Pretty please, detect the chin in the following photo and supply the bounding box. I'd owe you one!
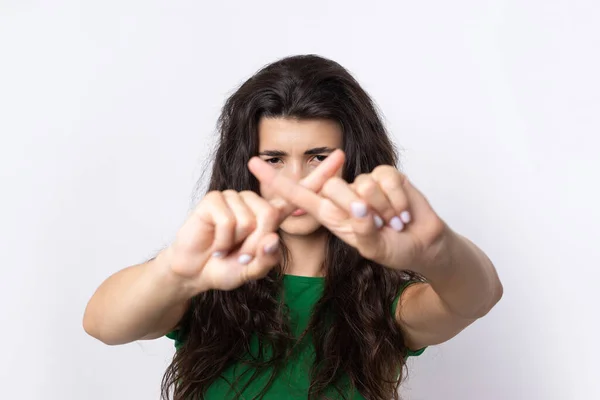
[279,215,324,237]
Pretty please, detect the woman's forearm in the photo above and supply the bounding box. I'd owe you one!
[83,250,194,345]
[419,228,503,319]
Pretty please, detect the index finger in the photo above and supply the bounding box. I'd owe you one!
[247,149,345,217]
[300,149,345,192]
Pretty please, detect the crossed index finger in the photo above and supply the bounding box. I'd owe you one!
[247,149,345,221]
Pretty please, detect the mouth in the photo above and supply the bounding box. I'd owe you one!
[291,208,307,217]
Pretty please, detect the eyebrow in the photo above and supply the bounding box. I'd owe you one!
[258,147,337,157]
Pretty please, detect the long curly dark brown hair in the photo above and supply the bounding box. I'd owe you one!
[161,54,423,400]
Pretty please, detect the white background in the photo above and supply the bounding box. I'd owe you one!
[1,1,598,399]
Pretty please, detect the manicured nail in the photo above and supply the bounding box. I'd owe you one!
[264,240,279,254]
[374,215,384,229]
[238,254,253,265]
[212,251,226,258]
[390,216,405,232]
[351,202,368,218]
[400,210,411,224]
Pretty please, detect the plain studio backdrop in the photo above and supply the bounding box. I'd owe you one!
[1,1,598,399]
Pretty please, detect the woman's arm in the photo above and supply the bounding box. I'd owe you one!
[83,187,299,346]
[83,250,193,345]
[247,157,503,350]
[396,228,503,350]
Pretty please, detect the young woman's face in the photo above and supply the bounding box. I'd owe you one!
[257,117,343,237]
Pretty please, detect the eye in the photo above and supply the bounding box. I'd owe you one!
[265,157,282,164]
[313,155,328,162]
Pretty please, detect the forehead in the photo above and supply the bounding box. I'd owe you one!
[258,117,342,150]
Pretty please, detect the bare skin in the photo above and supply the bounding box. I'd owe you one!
[82,120,345,344]
[84,117,502,351]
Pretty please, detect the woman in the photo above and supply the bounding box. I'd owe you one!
[83,54,503,400]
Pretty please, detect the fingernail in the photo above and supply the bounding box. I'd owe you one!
[212,251,226,258]
[238,254,253,265]
[400,210,411,224]
[374,215,384,229]
[390,216,405,232]
[264,240,279,254]
[351,202,368,218]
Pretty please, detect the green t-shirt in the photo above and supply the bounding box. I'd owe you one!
[166,275,425,399]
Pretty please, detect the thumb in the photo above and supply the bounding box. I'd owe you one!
[241,232,280,282]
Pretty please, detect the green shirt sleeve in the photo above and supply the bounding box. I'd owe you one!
[166,329,184,350]
[392,281,427,358]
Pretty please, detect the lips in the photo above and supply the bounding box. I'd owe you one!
[291,208,307,217]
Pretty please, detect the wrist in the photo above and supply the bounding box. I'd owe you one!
[149,248,203,300]
[415,223,457,274]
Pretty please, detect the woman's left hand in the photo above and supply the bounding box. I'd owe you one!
[248,150,449,271]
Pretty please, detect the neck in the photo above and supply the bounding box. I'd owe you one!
[280,228,328,277]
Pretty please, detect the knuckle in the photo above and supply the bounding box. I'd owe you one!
[220,215,236,229]
[396,171,408,183]
[222,189,238,197]
[374,164,394,174]
[353,173,370,184]
[240,190,257,199]
[356,179,378,197]
[373,165,398,182]
[381,175,402,192]
[201,190,220,206]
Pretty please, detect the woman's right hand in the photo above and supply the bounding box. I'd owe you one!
[165,190,283,293]
[162,149,346,295]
